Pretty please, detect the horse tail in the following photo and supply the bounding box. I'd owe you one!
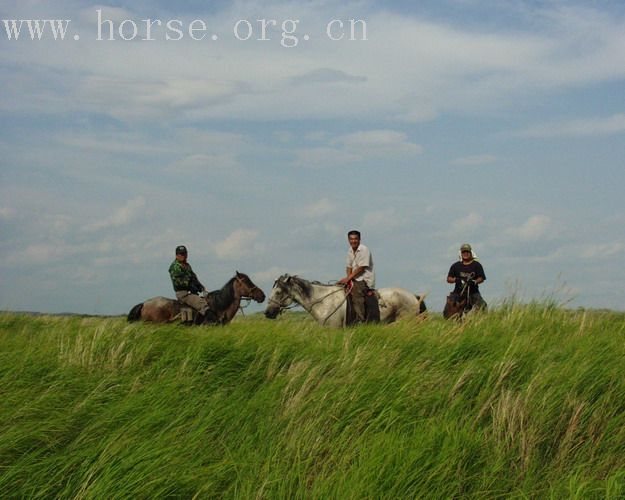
[415,294,427,314]
[127,303,144,322]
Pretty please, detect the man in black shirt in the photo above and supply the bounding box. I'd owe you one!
[446,243,487,310]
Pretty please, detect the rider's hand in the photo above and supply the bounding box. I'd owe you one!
[338,277,350,285]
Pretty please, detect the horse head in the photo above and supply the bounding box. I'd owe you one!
[443,295,467,320]
[234,271,266,303]
[264,274,295,319]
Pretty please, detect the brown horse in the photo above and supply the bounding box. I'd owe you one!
[127,271,265,325]
[443,278,486,320]
[443,294,469,319]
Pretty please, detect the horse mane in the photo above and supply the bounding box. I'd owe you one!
[208,277,236,311]
[287,275,338,299]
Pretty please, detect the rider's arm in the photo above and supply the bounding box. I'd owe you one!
[191,272,205,291]
[474,262,486,285]
[347,266,366,281]
[447,263,458,284]
[340,266,365,284]
[170,262,191,291]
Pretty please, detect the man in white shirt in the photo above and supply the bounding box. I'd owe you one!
[338,230,375,323]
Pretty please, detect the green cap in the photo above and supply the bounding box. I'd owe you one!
[460,243,472,252]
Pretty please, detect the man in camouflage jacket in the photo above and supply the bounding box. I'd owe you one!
[169,245,212,321]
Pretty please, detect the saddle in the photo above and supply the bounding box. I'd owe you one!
[176,294,220,325]
[345,288,381,325]
[178,303,195,323]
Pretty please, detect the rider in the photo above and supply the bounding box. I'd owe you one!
[446,243,487,309]
[338,230,375,323]
[168,245,212,322]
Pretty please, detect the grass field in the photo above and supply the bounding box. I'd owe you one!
[1,305,624,498]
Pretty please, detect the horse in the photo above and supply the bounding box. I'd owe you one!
[127,271,265,325]
[264,274,426,327]
[443,277,487,320]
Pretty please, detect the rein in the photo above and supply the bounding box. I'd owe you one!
[235,277,260,316]
[320,286,351,326]
[457,275,475,312]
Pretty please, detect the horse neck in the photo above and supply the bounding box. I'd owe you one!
[206,277,243,324]
[292,282,345,321]
[211,278,237,313]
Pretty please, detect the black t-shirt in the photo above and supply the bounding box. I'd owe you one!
[448,260,486,294]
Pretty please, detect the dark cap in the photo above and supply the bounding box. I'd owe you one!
[175,245,187,255]
[460,243,472,252]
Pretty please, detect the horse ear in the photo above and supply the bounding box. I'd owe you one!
[236,270,241,276]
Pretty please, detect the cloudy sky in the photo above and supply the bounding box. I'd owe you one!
[1,0,624,314]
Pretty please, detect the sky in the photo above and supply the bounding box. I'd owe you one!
[1,0,625,314]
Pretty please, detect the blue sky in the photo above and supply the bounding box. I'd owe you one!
[1,0,625,314]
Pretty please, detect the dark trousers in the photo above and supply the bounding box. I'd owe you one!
[351,280,368,323]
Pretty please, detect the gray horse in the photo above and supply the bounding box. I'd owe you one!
[265,274,426,327]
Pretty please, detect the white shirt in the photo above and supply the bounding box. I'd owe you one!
[346,243,375,288]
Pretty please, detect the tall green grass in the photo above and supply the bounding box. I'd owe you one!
[1,306,624,498]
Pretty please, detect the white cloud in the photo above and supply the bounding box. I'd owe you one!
[54,128,246,157]
[580,242,625,259]
[519,114,625,138]
[75,76,247,121]
[362,208,406,231]
[274,131,294,143]
[334,130,423,155]
[289,68,367,85]
[452,212,483,232]
[214,229,260,260]
[294,130,422,167]
[452,154,497,166]
[302,198,337,217]
[305,131,328,141]
[55,132,172,155]
[507,215,551,241]
[84,197,146,232]
[253,266,287,283]
[167,153,239,171]
[293,147,361,168]
[6,4,625,123]
[0,207,16,220]
[20,243,67,265]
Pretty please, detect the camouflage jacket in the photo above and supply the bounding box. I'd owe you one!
[169,260,204,293]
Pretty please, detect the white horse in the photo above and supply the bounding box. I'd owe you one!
[264,274,426,327]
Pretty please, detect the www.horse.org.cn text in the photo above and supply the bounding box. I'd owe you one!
[2,10,368,48]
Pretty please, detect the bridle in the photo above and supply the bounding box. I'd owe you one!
[234,275,261,300]
[234,275,263,316]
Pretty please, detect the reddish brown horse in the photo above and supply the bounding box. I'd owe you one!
[443,278,487,319]
[127,271,265,325]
